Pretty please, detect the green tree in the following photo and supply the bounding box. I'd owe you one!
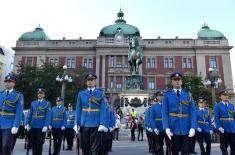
[14,63,87,109]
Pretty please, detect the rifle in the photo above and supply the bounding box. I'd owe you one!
[62,130,65,150]
[24,129,27,150]
[48,129,52,155]
[76,132,80,155]
[24,129,30,155]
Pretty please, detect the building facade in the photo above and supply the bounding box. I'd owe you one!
[0,46,14,89]
[13,10,233,106]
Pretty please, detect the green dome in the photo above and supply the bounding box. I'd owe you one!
[197,25,225,40]
[99,9,140,37]
[19,27,50,41]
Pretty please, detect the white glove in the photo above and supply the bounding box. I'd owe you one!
[104,127,108,132]
[11,127,18,134]
[73,125,80,133]
[49,125,52,130]
[188,128,195,137]
[147,127,153,132]
[154,128,159,135]
[210,130,213,135]
[61,126,65,130]
[42,126,47,132]
[109,127,113,132]
[219,127,224,133]
[197,128,202,132]
[26,124,31,131]
[98,125,106,132]
[165,128,173,140]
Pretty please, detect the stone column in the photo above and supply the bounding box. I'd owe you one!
[101,55,106,89]
[96,55,100,87]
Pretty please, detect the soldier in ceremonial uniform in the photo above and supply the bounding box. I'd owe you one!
[26,88,51,155]
[65,103,76,151]
[0,74,24,155]
[149,91,170,155]
[100,97,116,155]
[75,73,107,155]
[49,97,67,155]
[214,90,235,155]
[144,99,154,154]
[162,72,197,155]
[196,97,213,155]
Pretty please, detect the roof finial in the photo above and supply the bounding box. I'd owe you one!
[38,23,41,28]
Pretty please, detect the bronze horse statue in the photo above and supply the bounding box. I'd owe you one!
[128,37,143,75]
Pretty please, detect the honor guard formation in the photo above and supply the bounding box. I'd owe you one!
[0,72,235,155]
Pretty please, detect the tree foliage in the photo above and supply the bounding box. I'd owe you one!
[14,63,87,109]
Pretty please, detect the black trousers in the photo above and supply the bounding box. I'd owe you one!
[113,128,119,140]
[99,131,113,155]
[131,128,135,141]
[172,135,189,155]
[31,128,46,155]
[189,135,196,153]
[0,129,14,155]
[80,127,102,155]
[65,128,75,150]
[52,128,64,155]
[146,130,155,153]
[153,132,164,155]
[138,127,143,141]
[197,132,211,155]
[219,132,235,155]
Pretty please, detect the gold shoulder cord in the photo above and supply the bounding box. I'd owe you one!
[4,93,20,108]
[88,91,105,106]
[179,92,192,114]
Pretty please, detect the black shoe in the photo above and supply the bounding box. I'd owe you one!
[190,151,198,154]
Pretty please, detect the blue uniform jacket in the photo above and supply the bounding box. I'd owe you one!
[196,108,212,133]
[214,102,235,133]
[76,88,107,127]
[149,102,163,132]
[162,89,197,135]
[27,99,51,128]
[66,110,76,128]
[104,105,116,129]
[0,90,24,129]
[51,105,67,128]
[144,107,151,128]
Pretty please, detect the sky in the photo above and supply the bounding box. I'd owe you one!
[0,0,234,83]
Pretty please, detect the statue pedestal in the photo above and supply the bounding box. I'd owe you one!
[119,91,149,116]
[126,75,144,90]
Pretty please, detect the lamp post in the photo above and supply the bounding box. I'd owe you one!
[204,68,222,104]
[56,65,72,103]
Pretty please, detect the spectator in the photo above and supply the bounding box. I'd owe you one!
[130,116,137,141]
[130,109,137,118]
[113,114,121,140]
[137,116,144,141]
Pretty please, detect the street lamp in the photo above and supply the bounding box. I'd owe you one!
[204,68,222,104]
[56,65,73,103]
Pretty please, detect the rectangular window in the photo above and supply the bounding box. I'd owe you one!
[116,83,122,89]
[110,81,114,89]
[116,56,122,68]
[26,57,33,66]
[83,57,93,68]
[49,58,58,66]
[183,57,192,68]
[164,57,174,68]
[148,78,155,89]
[210,56,217,68]
[146,57,156,68]
[67,57,76,69]
[109,56,115,67]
